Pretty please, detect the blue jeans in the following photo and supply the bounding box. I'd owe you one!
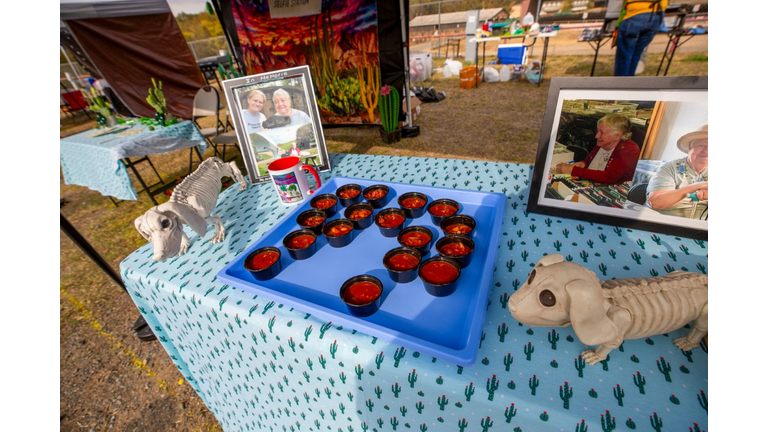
[614,12,664,76]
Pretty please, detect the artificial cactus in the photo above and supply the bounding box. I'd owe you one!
[88,88,112,121]
[378,85,400,132]
[146,77,167,124]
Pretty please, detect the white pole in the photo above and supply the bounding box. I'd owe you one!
[536,0,541,22]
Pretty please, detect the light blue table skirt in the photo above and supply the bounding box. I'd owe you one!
[120,154,708,432]
[61,121,207,200]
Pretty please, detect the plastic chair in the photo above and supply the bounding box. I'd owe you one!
[192,86,227,157]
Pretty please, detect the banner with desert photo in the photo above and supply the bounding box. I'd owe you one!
[230,0,381,125]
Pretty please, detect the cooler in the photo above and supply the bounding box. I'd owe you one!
[497,44,528,65]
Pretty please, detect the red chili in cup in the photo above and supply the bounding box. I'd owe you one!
[246,250,280,270]
[445,223,473,235]
[326,224,353,237]
[301,215,325,227]
[420,261,460,285]
[439,241,471,257]
[348,208,372,220]
[377,213,405,228]
[338,189,360,199]
[314,198,337,209]
[429,204,458,216]
[287,235,316,249]
[342,281,382,305]
[399,231,431,248]
[364,189,387,200]
[400,197,426,208]
[387,253,420,271]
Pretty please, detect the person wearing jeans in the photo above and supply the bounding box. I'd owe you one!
[613,0,667,76]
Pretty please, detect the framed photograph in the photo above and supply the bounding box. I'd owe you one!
[528,76,708,240]
[221,65,330,184]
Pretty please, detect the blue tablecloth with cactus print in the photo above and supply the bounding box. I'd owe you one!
[120,154,708,432]
[60,120,206,201]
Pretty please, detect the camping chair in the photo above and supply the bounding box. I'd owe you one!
[60,83,92,120]
[192,85,227,157]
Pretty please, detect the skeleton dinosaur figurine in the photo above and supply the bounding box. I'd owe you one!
[508,254,708,365]
[135,157,247,261]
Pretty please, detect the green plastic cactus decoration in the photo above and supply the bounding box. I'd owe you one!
[88,88,113,123]
[378,85,400,132]
[146,78,167,124]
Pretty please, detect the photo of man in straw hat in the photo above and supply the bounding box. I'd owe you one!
[645,125,708,219]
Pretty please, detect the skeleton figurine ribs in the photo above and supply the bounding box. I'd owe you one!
[134,157,247,261]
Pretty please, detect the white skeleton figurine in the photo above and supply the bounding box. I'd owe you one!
[135,158,247,261]
[508,254,707,365]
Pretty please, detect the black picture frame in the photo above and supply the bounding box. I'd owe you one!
[528,76,708,240]
[221,65,330,184]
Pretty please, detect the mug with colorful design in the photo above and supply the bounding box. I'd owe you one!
[267,156,321,205]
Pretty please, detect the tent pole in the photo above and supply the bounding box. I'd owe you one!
[61,44,85,90]
[212,0,244,71]
[400,0,419,137]
[400,0,412,128]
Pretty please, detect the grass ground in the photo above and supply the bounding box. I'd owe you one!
[60,50,707,431]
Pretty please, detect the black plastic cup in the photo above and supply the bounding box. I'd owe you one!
[398,192,429,219]
[362,184,390,209]
[282,229,318,260]
[440,214,476,237]
[418,256,462,297]
[397,226,434,255]
[244,246,282,281]
[310,194,339,218]
[335,183,363,207]
[383,247,422,283]
[427,198,461,225]
[296,209,327,235]
[344,202,374,230]
[322,219,355,247]
[374,207,407,237]
[435,235,475,268]
[340,275,383,317]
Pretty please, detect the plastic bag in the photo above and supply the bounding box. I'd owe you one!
[525,60,542,84]
[447,60,463,77]
[499,66,511,82]
[443,59,463,77]
[483,67,499,83]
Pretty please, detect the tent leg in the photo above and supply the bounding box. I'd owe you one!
[400,0,419,138]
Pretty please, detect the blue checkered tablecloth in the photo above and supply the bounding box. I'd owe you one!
[120,154,708,432]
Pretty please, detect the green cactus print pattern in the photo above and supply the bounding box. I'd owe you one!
[120,154,708,431]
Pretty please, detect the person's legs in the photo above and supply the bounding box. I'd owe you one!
[614,16,643,76]
[627,14,663,75]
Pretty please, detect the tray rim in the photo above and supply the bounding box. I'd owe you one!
[217,175,507,366]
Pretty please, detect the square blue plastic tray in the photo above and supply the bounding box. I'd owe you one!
[217,176,506,366]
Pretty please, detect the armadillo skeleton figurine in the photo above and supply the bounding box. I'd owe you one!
[508,254,707,365]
